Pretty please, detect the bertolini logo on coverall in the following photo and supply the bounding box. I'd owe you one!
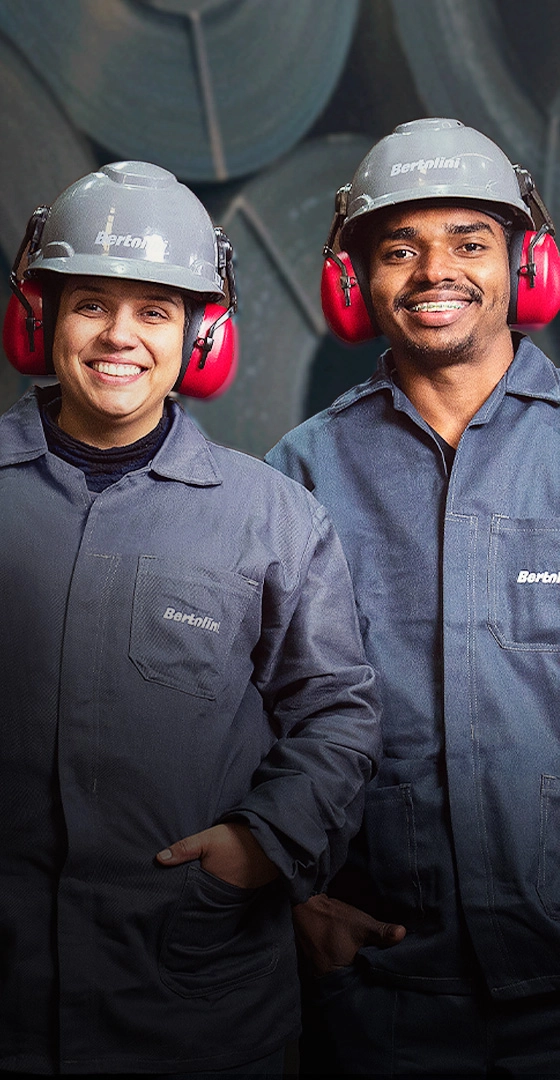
[517,570,560,583]
[163,606,221,632]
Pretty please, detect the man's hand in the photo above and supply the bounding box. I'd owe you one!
[156,822,280,889]
[293,893,406,976]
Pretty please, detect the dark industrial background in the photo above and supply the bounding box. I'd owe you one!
[1,0,558,458]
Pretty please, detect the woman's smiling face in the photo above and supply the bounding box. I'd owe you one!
[52,275,185,447]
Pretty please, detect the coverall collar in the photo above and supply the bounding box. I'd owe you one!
[0,386,223,487]
[328,333,560,421]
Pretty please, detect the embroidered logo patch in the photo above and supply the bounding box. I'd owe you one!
[163,607,220,632]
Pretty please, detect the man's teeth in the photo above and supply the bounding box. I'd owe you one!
[410,300,467,312]
[90,361,143,376]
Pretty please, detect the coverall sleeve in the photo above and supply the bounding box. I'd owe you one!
[224,498,381,904]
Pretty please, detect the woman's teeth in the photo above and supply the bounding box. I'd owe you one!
[90,361,143,376]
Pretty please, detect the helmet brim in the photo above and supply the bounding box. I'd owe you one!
[27,255,224,300]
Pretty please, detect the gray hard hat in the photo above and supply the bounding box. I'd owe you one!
[340,117,534,246]
[26,160,225,298]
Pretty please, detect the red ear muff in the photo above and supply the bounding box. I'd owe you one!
[177,302,238,399]
[509,227,560,330]
[177,225,239,398]
[321,251,378,343]
[3,279,48,376]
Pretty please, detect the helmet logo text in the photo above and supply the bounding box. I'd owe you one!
[390,156,460,176]
[95,231,147,249]
[94,231,170,258]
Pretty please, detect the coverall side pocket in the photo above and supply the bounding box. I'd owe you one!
[363,783,423,923]
[537,774,560,920]
[159,864,279,999]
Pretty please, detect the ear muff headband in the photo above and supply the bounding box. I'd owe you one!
[321,183,377,344]
[173,227,238,397]
[3,206,51,374]
[321,177,560,343]
[3,215,239,399]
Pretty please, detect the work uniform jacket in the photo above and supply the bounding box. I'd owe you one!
[267,336,560,1001]
[0,387,380,1074]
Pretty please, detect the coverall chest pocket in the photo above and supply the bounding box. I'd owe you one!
[488,516,560,650]
[129,557,259,698]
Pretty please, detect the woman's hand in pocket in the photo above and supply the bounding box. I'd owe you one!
[157,822,280,889]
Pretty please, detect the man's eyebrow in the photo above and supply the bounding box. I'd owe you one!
[445,221,494,236]
[377,220,496,244]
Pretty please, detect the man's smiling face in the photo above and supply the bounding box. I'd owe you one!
[52,275,185,447]
[367,203,512,369]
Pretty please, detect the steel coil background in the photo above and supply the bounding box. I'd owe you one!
[0,0,559,444]
[0,0,360,182]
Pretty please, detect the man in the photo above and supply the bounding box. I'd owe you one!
[266,118,560,1076]
[0,160,381,1076]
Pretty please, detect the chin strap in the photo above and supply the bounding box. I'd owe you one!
[513,166,556,289]
[322,185,358,308]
